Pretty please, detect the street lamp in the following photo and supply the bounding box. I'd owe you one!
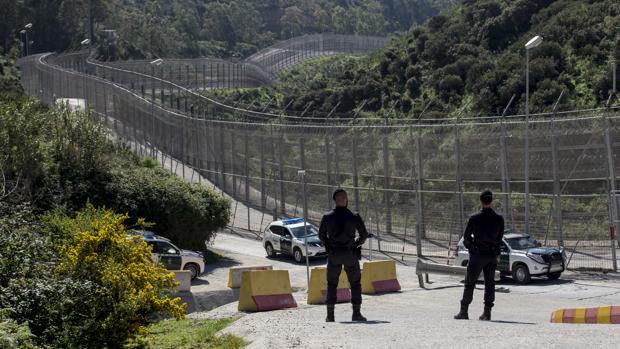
[524,35,543,234]
[298,169,310,289]
[23,23,32,56]
[19,30,26,57]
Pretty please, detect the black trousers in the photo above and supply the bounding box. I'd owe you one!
[326,250,362,305]
[460,254,497,308]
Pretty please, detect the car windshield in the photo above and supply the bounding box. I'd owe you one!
[506,237,539,250]
[289,225,319,238]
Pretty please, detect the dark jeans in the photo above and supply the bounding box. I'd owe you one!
[460,254,497,308]
[326,250,362,305]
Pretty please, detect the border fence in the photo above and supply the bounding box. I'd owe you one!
[17,34,620,271]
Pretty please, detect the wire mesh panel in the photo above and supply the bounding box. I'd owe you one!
[17,48,620,271]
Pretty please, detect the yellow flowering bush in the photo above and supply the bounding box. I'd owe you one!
[51,206,186,347]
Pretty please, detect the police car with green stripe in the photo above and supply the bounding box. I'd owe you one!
[262,218,327,263]
[454,230,566,284]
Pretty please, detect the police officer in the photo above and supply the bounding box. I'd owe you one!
[454,190,504,321]
[319,189,369,322]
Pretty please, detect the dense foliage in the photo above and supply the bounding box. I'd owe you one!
[1,0,457,59]
[0,91,230,250]
[236,0,620,117]
[0,54,230,346]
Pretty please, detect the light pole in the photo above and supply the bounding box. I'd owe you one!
[19,30,26,57]
[524,35,543,234]
[24,23,32,56]
[298,169,310,288]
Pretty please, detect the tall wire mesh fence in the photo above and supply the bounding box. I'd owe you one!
[17,38,620,271]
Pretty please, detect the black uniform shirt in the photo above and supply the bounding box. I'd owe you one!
[318,207,369,250]
[463,207,505,255]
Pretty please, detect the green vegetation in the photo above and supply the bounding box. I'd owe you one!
[0,54,232,347]
[233,0,620,117]
[128,318,246,349]
[1,0,457,60]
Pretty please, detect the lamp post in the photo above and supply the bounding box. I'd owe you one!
[298,170,310,288]
[524,35,543,234]
[24,23,32,56]
[19,30,26,57]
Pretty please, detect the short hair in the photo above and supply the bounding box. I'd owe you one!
[333,188,347,201]
[480,190,493,204]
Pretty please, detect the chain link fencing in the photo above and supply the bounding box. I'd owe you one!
[17,39,620,271]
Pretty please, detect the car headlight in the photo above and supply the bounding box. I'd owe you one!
[526,252,546,264]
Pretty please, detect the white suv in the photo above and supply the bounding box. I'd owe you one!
[454,231,566,284]
[262,218,327,263]
[136,231,206,280]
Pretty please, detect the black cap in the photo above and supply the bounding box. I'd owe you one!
[333,188,347,200]
[480,190,493,203]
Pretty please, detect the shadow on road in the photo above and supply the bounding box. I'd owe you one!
[338,320,391,325]
[490,320,537,325]
[497,278,574,287]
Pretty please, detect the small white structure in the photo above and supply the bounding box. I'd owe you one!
[55,98,87,112]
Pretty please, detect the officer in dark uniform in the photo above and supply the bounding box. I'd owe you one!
[454,190,504,321]
[319,189,369,322]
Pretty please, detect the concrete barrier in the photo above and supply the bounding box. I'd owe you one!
[551,306,620,324]
[361,260,401,294]
[172,270,192,292]
[228,265,273,288]
[307,266,351,304]
[238,270,297,312]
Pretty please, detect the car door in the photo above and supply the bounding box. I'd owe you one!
[280,229,293,255]
[156,241,182,270]
[268,226,282,251]
[498,242,510,272]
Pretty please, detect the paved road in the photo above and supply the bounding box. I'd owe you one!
[186,231,620,348]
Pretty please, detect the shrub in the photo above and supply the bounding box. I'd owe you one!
[41,206,186,348]
[101,167,231,251]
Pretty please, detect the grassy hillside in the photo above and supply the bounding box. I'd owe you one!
[246,0,620,117]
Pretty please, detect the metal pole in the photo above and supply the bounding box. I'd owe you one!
[415,128,426,240]
[352,136,360,213]
[245,127,251,231]
[613,58,617,93]
[525,48,531,234]
[325,135,332,210]
[603,94,618,271]
[550,91,564,246]
[500,94,515,227]
[299,170,310,288]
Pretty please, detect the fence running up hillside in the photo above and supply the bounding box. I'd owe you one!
[18,40,620,271]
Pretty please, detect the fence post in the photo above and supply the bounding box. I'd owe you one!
[325,135,332,210]
[550,92,564,246]
[244,126,251,231]
[454,116,464,235]
[415,128,426,239]
[602,95,618,271]
[260,135,266,209]
[383,119,392,234]
[352,136,360,213]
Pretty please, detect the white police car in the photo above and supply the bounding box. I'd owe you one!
[262,218,327,263]
[136,231,206,280]
[454,230,566,284]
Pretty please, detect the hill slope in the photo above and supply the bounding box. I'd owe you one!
[262,0,620,117]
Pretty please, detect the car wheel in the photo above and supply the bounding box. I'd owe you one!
[265,243,276,258]
[548,272,561,280]
[293,248,303,263]
[184,263,199,280]
[512,264,531,284]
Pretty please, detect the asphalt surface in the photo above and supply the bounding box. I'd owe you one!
[185,231,620,349]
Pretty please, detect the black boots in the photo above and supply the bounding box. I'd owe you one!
[479,306,492,321]
[326,304,335,322]
[454,303,469,320]
[352,304,367,322]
